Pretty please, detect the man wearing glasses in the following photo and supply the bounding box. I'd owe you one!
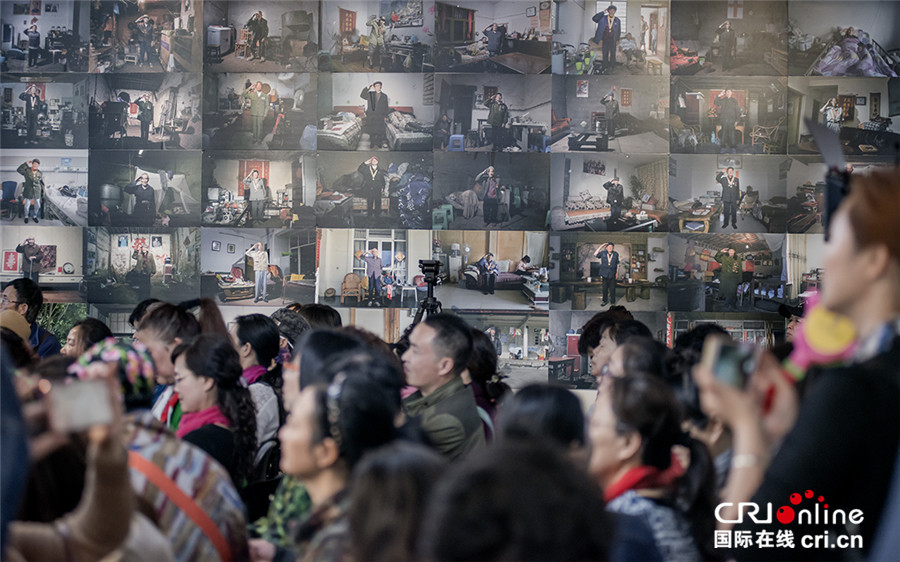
[1,278,61,358]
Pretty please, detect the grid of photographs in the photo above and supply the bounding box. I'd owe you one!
[3,0,898,389]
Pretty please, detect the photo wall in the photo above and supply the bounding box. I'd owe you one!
[3,0,898,387]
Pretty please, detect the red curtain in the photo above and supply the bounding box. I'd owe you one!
[238,160,269,197]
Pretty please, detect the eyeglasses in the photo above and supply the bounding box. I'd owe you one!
[1,294,24,305]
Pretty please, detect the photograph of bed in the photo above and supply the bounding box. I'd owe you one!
[787,1,900,77]
[1,149,89,226]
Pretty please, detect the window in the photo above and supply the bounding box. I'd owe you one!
[352,230,408,283]
[595,1,627,32]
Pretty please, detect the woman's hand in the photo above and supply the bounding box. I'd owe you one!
[249,539,276,562]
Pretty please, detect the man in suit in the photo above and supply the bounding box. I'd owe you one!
[361,81,390,149]
[16,159,43,224]
[595,242,619,306]
[715,166,742,230]
[242,169,269,225]
[242,81,270,144]
[358,156,385,218]
[592,5,621,69]
[603,176,625,223]
[18,85,42,145]
[714,89,741,153]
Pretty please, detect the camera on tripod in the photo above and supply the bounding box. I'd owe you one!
[418,259,441,283]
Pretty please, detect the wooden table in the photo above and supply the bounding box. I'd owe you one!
[489,52,551,74]
[677,204,722,233]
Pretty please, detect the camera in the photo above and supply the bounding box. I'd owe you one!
[419,259,441,283]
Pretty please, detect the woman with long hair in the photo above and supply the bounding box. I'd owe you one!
[172,334,258,486]
[61,317,113,358]
[589,373,717,560]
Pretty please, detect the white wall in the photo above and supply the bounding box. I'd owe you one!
[318,228,354,292]
[331,73,432,120]
[792,77,897,134]
[201,228,280,273]
[789,1,900,49]
[1,0,87,43]
[1,149,88,191]
[211,158,295,197]
[669,154,786,201]
[107,231,172,277]
[0,226,83,282]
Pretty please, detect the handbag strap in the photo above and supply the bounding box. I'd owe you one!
[128,451,233,562]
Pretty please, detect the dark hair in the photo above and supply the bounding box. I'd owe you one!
[136,302,200,344]
[606,318,653,345]
[32,158,40,165]
[670,324,730,416]
[292,303,343,328]
[577,308,633,355]
[349,442,447,562]
[726,166,734,172]
[234,314,280,366]
[308,363,398,471]
[422,314,473,376]
[373,81,383,86]
[0,328,38,369]
[495,384,585,448]
[466,328,509,405]
[419,439,610,561]
[171,334,258,483]
[521,255,530,263]
[616,336,672,381]
[71,318,113,351]
[128,298,160,329]
[270,308,311,348]
[6,279,42,324]
[179,298,228,337]
[297,330,366,390]
[609,374,717,559]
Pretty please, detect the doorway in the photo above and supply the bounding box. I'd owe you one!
[641,5,668,58]
[439,79,476,135]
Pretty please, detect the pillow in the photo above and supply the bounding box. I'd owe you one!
[495,259,511,273]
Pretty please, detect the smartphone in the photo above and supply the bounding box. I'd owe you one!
[701,335,760,388]
[48,379,113,433]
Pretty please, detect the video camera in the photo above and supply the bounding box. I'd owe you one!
[418,259,441,284]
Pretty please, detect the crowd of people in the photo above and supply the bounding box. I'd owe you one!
[1,169,898,561]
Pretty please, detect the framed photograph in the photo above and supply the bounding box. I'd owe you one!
[118,235,129,247]
[211,241,221,252]
[717,154,742,169]
[383,0,424,28]
[526,7,537,17]
[3,251,19,273]
[44,3,58,12]
[227,243,235,254]
[583,159,606,175]
[484,86,498,102]
[474,93,484,108]
[576,80,589,98]
[855,96,867,106]
[151,236,163,248]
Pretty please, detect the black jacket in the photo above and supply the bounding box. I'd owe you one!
[715,172,741,203]
[360,88,390,117]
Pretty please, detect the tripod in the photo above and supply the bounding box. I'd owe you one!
[411,277,442,325]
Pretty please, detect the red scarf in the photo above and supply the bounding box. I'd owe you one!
[176,405,230,439]
[603,453,686,503]
[243,365,267,385]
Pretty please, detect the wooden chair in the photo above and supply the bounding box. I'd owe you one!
[341,272,363,304]
[751,118,784,148]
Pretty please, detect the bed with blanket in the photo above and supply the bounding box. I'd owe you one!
[385,110,433,151]
[802,28,899,77]
[563,191,611,225]
[316,113,362,151]
[461,261,526,291]
[44,185,89,226]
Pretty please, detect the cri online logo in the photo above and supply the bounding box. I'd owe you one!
[715,489,864,526]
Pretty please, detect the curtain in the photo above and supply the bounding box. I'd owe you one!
[526,231,548,268]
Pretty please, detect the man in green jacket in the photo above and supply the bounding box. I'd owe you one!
[484,92,509,148]
[17,159,43,224]
[715,247,742,311]
[402,314,486,460]
[243,81,270,144]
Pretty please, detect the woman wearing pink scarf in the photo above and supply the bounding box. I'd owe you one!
[172,334,258,486]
